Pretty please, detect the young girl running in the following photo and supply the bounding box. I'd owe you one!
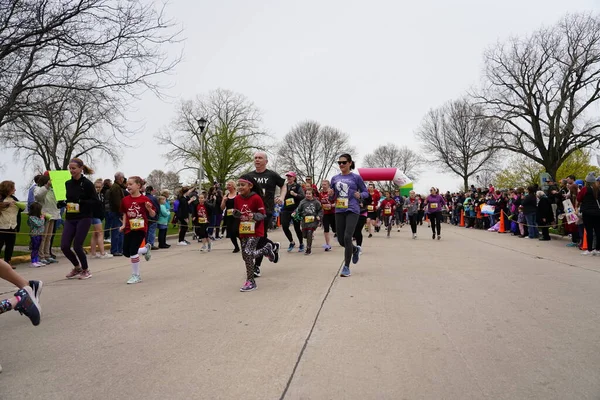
[0,260,42,326]
[119,176,155,284]
[234,175,277,292]
[195,193,213,252]
[295,188,323,255]
[379,191,396,237]
[319,180,336,251]
[329,153,368,277]
[404,191,419,239]
[366,183,380,238]
[27,202,45,267]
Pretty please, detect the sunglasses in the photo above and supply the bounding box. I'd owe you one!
[337,161,348,165]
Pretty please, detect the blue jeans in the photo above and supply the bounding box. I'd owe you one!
[106,212,124,254]
[525,212,538,238]
[146,221,157,246]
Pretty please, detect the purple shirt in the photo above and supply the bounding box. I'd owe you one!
[425,194,446,214]
[330,173,368,215]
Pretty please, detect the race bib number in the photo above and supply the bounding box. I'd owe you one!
[336,198,349,209]
[239,221,255,234]
[322,203,332,211]
[304,216,315,223]
[430,203,438,209]
[198,217,207,224]
[285,198,295,207]
[367,205,374,212]
[384,208,392,215]
[226,209,233,216]
[129,218,145,230]
[66,203,80,213]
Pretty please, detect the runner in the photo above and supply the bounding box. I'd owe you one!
[119,176,155,284]
[295,188,323,255]
[352,191,370,251]
[329,153,368,277]
[379,191,396,238]
[366,183,381,238]
[281,172,305,252]
[195,193,213,252]
[319,180,336,251]
[424,187,446,240]
[221,180,240,253]
[62,158,97,280]
[234,175,278,292]
[246,152,285,276]
[404,190,419,239]
[393,190,403,231]
[0,260,42,326]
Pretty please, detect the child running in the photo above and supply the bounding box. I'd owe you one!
[195,193,213,252]
[295,188,323,255]
[319,180,336,251]
[404,191,419,239]
[234,175,279,292]
[27,202,45,268]
[119,176,156,284]
[379,191,396,237]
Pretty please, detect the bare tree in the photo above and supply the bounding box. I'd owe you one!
[2,87,124,170]
[476,13,600,180]
[416,98,498,191]
[157,89,268,184]
[146,170,181,192]
[276,121,355,183]
[0,0,181,127]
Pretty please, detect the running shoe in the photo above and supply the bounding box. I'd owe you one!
[240,280,257,292]
[184,240,191,244]
[432,233,435,240]
[66,267,83,279]
[30,262,43,268]
[45,257,58,263]
[397,228,400,232]
[437,235,441,240]
[352,246,361,264]
[144,243,152,261]
[14,287,41,326]
[127,274,142,284]
[264,243,275,262]
[287,242,295,252]
[78,270,92,280]
[232,248,240,253]
[566,242,578,247]
[368,233,373,238]
[100,253,114,259]
[324,244,332,252]
[177,241,188,246]
[592,250,599,256]
[413,233,417,239]
[340,265,351,277]
[207,242,212,252]
[254,266,261,277]
[39,259,49,265]
[272,242,280,263]
[200,245,207,252]
[298,244,305,252]
[28,280,43,304]
[305,248,312,256]
[581,250,593,256]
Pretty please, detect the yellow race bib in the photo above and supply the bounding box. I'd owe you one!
[304,216,315,223]
[430,203,438,209]
[336,198,348,209]
[285,198,295,207]
[198,217,207,224]
[129,218,144,230]
[367,205,374,211]
[322,204,331,211]
[66,203,80,213]
[384,208,392,215]
[239,221,255,234]
[226,209,233,216]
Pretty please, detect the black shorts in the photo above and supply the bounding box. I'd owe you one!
[195,223,208,239]
[322,213,336,233]
[123,230,145,257]
[367,212,377,220]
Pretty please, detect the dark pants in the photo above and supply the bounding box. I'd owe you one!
[525,212,538,238]
[583,214,600,251]
[106,212,124,254]
[61,218,92,270]
[281,211,303,245]
[31,235,42,263]
[540,226,551,240]
[254,213,274,268]
[178,221,189,243]
[429,212,442,236]
[0,228,17,263]
[158,225,168,247]
[408,214,418,234]
[336,212,360,267]
[353,215,367,247]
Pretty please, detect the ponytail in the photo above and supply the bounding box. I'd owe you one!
[70,158,95,175]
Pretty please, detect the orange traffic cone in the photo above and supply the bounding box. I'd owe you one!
[460,210,465,227]
[582,229,588,250]
[498,210,506,233]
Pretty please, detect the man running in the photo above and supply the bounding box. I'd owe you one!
[246,152,286,276]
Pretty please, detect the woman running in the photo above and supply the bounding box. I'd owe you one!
[319,180,336,251]
[329,153,368,277]
[352,190,371,251]
[281,172,305,252]
[424,187,446,240]
[221,180,240,253]
[404,190,420,239]
[62,158,97,280]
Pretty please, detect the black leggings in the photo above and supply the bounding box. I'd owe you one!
[353,215,367,246]
[178,221,188,242]
[0,228,17,263]
[254,213,273,268]
[583,214,600,251]
[336,212,360,267]
[429,212,442,236]
[408,214,418,234]
[281,211,303,245]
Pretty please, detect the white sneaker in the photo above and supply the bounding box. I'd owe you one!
[100,253,113,259]
[413,233,417,239]
[30,262,42,268]
[592,250,599,256]
[582,250,592,256]
[200,245,207,252]
[104,239,111,243]
[177,241,188,246]
[126,274,142,284]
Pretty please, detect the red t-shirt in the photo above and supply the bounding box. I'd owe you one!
[380,198,396,216]
[120,194,155,234]
[234,193,266,238]
[368,190,381,212]
[319,191,334,215]
[196,203,209,224]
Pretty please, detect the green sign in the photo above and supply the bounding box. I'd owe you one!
[49,170,71,201]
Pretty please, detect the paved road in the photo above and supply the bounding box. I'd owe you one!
[1,225,600,400]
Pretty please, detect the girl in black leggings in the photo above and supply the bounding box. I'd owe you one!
[424,187,446,240]
[281,172,305,252]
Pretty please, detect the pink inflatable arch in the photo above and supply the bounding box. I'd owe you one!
[357,168,412,187]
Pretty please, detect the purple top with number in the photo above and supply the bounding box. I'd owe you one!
[330,173,369,215]
[425,194,446,214]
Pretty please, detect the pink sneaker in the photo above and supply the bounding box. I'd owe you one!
[66,268,83,279]
[78,270,92,280]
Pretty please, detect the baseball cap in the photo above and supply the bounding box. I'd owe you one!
[285,171,297,177]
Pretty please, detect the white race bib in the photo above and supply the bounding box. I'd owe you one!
[129,218,144,230]
[66,203,80,213]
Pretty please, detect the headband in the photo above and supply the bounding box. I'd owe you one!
[238,179,252,185]
[70,158,83,167]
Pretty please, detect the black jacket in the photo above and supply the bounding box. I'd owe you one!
[536,196,554,224]
[522,194,537,214]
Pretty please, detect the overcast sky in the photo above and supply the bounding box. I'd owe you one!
[2,0,599,197]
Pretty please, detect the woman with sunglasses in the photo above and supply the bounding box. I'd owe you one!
[424,187,446,240]
[328,154,368,277]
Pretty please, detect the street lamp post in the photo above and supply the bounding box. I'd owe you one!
[197,117,208,186]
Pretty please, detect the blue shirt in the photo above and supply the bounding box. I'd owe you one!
[330,173,368,215]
